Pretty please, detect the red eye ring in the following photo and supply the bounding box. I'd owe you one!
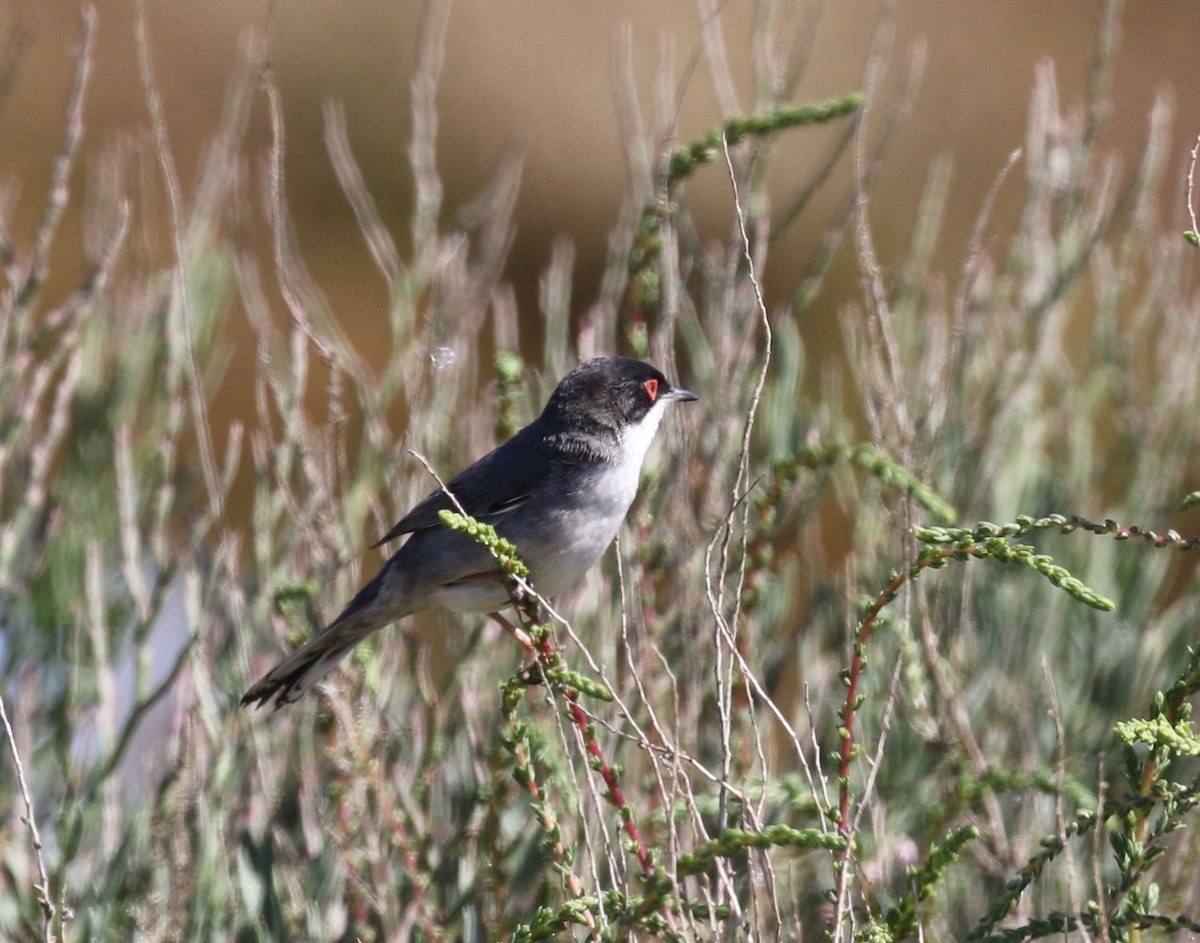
[642,377,659,401]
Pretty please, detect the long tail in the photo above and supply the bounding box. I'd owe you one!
[241,578,395,710]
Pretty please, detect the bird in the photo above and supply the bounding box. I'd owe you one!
[241,355,697,709]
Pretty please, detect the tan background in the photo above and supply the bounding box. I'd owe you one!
[3,1,1198,394]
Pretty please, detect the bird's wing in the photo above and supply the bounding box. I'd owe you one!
[373,428,549,547]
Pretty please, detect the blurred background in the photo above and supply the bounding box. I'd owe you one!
[3,0,1200,412]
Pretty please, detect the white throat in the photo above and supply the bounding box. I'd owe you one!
[619,399,668,472]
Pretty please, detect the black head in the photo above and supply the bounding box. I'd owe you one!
[540,356,697,437]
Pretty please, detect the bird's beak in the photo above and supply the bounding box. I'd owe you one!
[664,385,698,402]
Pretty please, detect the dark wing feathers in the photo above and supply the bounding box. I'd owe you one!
[372,427,548,547]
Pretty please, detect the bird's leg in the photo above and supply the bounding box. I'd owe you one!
[488,612,544,685]
[496,578,558,684]
[489,611,534,651]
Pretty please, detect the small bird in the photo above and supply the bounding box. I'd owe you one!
[242,356,697,709]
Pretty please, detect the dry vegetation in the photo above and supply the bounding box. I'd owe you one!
[3,1,1200,941]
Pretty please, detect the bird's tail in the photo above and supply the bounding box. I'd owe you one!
[241,578,393,710]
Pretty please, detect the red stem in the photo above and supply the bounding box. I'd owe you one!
[537,635,656,880]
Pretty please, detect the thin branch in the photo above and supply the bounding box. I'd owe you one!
[324,100,404,289]
[133,0,223,513]
[1,693,58,943]
[1185,133,1200,245]
[13,5,96,315]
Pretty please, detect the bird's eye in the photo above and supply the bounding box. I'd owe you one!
[642,378,659,401]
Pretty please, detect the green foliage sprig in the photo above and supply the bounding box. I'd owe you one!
[676,824,847,877]
[953,766,1096,817]
[878,825,980,943]
[494,350,526,441]
[774,440,957,524]
[964,808,1100,943]
[665,95,864,183]
[499,674,582,901]
[917,513,1200,553]
[626,93,861,321]
[1116,716,1200,756]
[913,533,1114,612]
[437,509,530,580]
[509,884,742,943]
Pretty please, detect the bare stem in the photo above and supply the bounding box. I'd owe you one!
[1,694,57,943]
